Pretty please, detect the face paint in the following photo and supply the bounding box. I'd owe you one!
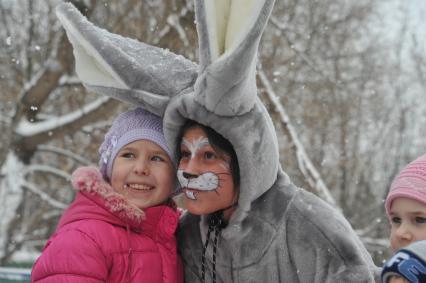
[177,170,221,191]
[178,126,237,215]
[185,190,196,200]
[182,137,210,158]
[179,136,231,200]
[219,162,230,171]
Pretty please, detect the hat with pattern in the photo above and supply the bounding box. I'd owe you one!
[385,154,426,216]
[98,108,171,181]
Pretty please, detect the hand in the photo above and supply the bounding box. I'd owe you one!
[388,275,409,283]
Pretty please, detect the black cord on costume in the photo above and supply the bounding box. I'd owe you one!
[201,224,213,282]
[212,219,222,283]
[201,211,225,283]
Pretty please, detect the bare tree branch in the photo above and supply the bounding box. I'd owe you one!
[37,145,92,166]
[22,181,67,210]
[14,97,119,161]
[258,69,337,207]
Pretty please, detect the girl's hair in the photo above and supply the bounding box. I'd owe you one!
[176,120,240,188]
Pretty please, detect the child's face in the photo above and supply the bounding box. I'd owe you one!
[110,140,175,209]
[389,197,426,252]
[178,126,238,217]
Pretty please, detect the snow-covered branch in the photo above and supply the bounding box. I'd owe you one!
[15,31,72,122]
[360,237,389,251]
[23,164,71,181]
[153,1,193,46]
[258,69,337,207]
[58,74,82,86]
[37,145,92,166]
[16,96,110,137]
[166,13,189,47]
[269,17,338,86]
[21,181,67,210]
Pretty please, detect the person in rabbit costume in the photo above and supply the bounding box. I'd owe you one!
[56,1,382,282]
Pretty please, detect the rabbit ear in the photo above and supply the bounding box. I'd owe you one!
[56,3,198,116]
[194,0,275,116]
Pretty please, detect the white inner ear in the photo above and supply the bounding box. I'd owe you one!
[226,0,265,51]
[57,12,128,89]
[205,0,266,60]
[206,0,230,61]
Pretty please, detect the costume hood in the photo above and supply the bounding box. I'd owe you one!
[56,0,279,229]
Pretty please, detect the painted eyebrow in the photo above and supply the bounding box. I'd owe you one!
[181,137,210,155]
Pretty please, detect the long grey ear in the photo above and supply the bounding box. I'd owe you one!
[56,3,198,116]
[194,0,275,116]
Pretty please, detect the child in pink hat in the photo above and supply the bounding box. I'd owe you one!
[381,154,426,283]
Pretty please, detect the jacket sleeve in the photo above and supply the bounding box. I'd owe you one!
[286,190,381,283]
[31,229,109,283]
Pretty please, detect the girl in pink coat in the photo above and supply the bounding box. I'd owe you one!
[31,108,183,283]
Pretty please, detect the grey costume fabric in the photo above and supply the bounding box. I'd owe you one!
[56,1,381,282]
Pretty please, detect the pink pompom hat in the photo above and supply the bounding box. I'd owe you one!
[385,154,426,216]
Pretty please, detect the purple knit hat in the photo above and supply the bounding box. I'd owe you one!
[98,108,172,181]
[385,154,426,216]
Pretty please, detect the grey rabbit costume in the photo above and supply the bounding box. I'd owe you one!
[56,1,381,282]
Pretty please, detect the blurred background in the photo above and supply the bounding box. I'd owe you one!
[0,0,425,280]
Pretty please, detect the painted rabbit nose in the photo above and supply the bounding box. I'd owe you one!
[183,172,198,179]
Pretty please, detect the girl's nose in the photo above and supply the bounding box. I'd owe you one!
[134,160,149,175]
[395,223,413,241]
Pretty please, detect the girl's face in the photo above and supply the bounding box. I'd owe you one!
[389,197,426,252]
[111,140,175,209]
[178,127,238,217]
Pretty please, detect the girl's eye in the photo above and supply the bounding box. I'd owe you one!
[152,155,165,162]
[415,217,426,224]
[121,152,135,159]
[391,216,401,224]
[204,151,217,160]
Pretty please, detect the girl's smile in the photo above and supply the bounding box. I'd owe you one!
[111,140,175,209]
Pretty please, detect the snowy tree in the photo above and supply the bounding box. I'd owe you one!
[0,0,194,264]
[0,0,425,266]
[259,0,426,260]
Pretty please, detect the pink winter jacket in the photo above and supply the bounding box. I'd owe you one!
[31,167,183,283]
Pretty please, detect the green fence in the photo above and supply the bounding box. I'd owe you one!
[0,267,31,283]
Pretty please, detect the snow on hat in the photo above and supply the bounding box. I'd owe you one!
[98,108,171,181]
[385,154,426,216]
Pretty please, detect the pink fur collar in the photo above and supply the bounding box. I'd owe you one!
[71,166,146,223]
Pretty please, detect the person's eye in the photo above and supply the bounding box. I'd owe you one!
[391,216,401,224]
[152,155,165,162]
[415,217,426,224]
[120,152,135,159]
[204,151,217,160]
[180,150,191,159]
